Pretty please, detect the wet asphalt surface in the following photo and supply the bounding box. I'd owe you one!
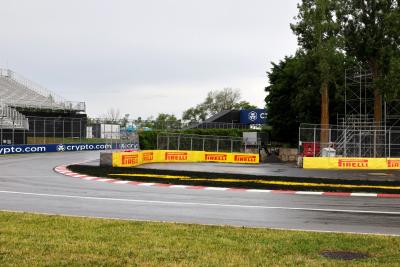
[138,162,400,181]
[0,151,399,235]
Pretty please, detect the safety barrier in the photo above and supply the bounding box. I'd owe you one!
[303,157,400,170]
[0,143,139,155]
[109,150,260,167]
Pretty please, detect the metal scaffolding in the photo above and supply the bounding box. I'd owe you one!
[299,65,400,158]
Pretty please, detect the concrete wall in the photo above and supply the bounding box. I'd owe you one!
[278,148,298,162]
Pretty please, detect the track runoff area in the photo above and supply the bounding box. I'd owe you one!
[62,149,400,197]
[2,149,400,266]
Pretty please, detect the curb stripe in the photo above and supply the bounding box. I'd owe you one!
[295,191,324,195]
[53,165,400,199]
[272,190,296,194]
[351,193,378,197]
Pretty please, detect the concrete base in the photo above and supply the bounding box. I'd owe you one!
[100,152,112,166]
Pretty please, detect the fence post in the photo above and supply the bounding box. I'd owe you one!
[12,121,14,145]
[33,119,36,144]
[216,139,219,152]
[344,128,347,157]
[156,134,159,150]
[231,139,233,153]
[79,119,82,143]
[167,135,170,150]
[329,128,331,145]
[202,137,205,151]
[389,130,391,158]
[62,119,65,144]
[0,117,3,145]
[44,118,46,144]
[359,129,362,157]
[190,137,193,151]
[53,118,56,144]
[313,127,316,157]
[177,135,180,150]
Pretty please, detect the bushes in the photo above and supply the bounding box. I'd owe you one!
[138,131,158,150]
[180,128,252,137]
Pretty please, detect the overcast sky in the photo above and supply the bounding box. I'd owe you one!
[0,0,300,118]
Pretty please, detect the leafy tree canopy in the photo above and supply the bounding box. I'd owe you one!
[265,52,347,144]
[182,88,257,122]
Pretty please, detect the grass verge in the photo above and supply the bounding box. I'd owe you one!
[1,211,399,266]
[68,165,400,193]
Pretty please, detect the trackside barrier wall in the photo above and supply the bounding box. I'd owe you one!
[303,157,400,170]
[0,143,139,155]
[111,150,260,167]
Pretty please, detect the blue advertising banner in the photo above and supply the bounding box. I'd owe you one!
[240,109,267,124]
[0,143,139,155]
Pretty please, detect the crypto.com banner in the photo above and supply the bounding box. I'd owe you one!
[0,143,139,155]
[239,109,267,125]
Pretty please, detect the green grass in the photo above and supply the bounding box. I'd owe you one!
[69,165,400,194]
[0,211,399,266]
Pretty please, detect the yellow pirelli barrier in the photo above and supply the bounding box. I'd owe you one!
[112,150,259,167]
[303,157,400,170]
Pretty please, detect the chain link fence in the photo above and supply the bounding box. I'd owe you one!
[299,123,400,158]
[157,133,259,153]
[0,116,139,150]
[0,115,260,154]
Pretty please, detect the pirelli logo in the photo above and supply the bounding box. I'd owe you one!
[121,154,139,165]
[234,155,257,163]
[387,160,400,168]
[205,153,227,161]
[338,159,368,168]
[142,152,154,161]
[165,152,188,161]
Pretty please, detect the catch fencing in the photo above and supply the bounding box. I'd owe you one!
[0,116,138,151]
[299,123,400,158]
[157,133,259,154]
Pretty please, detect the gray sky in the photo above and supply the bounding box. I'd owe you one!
[0,0,300,118]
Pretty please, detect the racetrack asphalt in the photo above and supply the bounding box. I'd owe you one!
[1,151,400,235]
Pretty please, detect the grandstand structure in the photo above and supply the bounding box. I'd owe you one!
[0,68,87,145]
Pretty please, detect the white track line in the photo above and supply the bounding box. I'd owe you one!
[1,190,400,215]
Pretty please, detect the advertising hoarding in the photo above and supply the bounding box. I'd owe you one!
[240,109,267,124]
[0,142,139,155]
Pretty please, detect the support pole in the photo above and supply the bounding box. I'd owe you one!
[389,130,391,158]
[313,127,316,157]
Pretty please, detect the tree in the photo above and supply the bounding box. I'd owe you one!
[182,88,257,122]
[291,0,343,145]
[182,106,208,123]
[337,0,400,124]
[266,54,320,144]
[121,113,130,127]
[265,52,347,144]
[153,113,181,130]
[104,108,121,123]
[233,101,257,110]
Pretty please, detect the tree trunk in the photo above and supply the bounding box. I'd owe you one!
[370,61,382,126]
[320,80,329,147]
